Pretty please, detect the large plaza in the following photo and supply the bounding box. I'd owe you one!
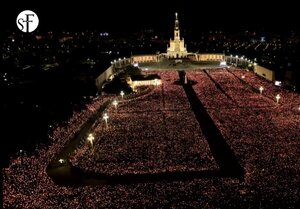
[3,67,300,208]
[3,9,300,208]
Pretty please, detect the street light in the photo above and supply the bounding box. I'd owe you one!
[112,100,118,111]
[120,90,125,99]
[87,133,95,147]
[58,159,65,164]
[103,113,109,128]
[259,86,264,94]
[275,94,281,104]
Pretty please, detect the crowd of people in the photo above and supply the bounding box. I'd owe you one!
[3,69,299,208]
[188,68,299,205]
[70,71,216,175]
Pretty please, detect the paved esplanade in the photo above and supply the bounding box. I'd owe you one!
[139,59,221,71]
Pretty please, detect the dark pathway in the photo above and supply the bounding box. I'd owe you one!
[203,69,236,104]
[179,71,244,178]
[226,69,275,102]
[46,99,111,186]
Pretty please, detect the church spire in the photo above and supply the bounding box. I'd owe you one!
[167,12,187,58]
[174,12,180,40]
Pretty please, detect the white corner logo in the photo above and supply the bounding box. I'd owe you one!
[16,10,39,33]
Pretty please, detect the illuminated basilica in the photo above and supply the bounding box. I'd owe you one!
[167,13,188,58]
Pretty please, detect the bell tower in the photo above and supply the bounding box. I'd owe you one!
[167,13,188,58]
[174,12,180,40]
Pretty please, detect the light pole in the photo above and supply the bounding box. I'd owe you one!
[87,133,95,148]
[120,90,125,99]
[112,100,118,112]
[58,159,65,164]
[259,86,264,94]
[275,94,281,104]
[19,149,23,164]
[103,113,109,128]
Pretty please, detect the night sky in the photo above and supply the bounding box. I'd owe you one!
[3,1,300,32]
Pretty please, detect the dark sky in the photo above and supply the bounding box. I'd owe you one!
[3,0,300,32]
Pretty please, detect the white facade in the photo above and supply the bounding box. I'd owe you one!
[196,53,225,61]
[167,13,188,58]
[254,65,275,81]
[131,55,159,63]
